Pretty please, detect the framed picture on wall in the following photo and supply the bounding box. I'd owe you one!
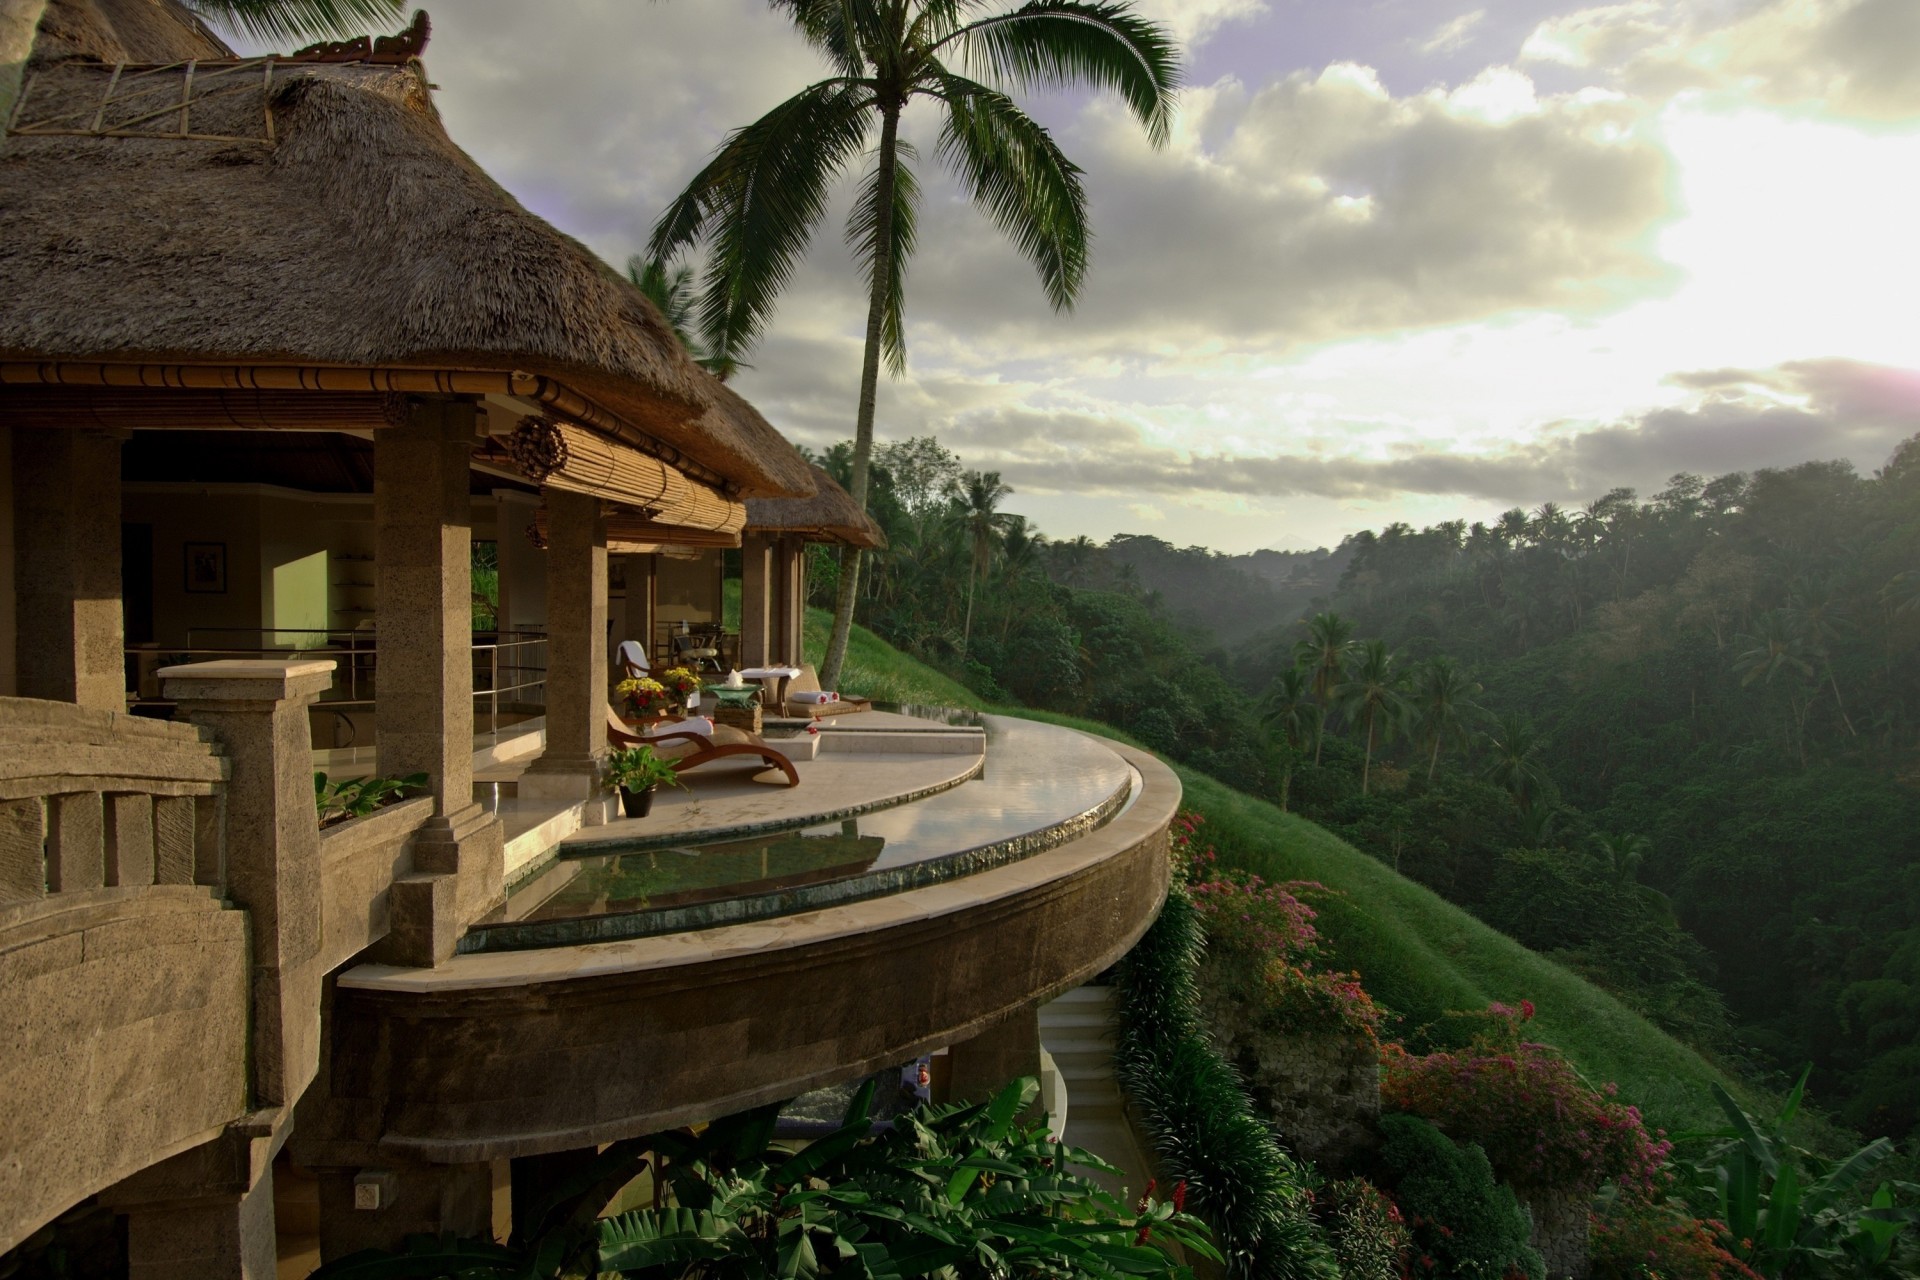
[184,542,227,594]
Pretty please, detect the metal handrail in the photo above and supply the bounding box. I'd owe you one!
[130,631,550,737]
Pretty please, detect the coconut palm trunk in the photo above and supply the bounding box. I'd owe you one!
[822,102,903,688]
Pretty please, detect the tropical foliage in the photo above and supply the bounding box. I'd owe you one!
[1667,1071,1918,1278]
[313,1076,1215,1280]
[313,770,426,826]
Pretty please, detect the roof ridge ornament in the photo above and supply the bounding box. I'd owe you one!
[289,10,430,65]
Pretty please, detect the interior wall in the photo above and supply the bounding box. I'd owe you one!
[122,488,267,652]
[0,423,14,697]
[493,491,546,636]
[655,551,722,629]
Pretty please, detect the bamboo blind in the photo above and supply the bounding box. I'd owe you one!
[504,417,744,535]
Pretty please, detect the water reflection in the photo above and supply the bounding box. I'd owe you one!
[516,819,886,921]
[467,712,1132,952]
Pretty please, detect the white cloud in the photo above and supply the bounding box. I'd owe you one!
[1420,9,1489,56]
[1126,0,1269,48]
[1523,0,1920,120]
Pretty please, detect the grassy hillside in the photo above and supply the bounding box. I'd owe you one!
[804,609,1736,1135]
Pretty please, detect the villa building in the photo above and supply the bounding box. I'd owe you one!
[0,1,1177,1276]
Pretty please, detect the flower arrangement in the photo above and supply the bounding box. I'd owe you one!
[617,676,673,718]
[1380,1002,1671,1196]
[658,666,704,701]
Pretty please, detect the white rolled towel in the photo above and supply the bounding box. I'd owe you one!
[644,716,715,738]
[789,690,840,705]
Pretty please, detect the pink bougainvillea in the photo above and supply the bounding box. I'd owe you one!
[1381,1004,1671,1195]
[1172,811,1387,1043]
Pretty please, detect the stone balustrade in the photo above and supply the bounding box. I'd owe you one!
[0,696,228,900]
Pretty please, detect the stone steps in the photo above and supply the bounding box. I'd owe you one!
[1038,984,1153,1201]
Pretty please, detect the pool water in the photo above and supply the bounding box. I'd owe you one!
[462,713,1135,953]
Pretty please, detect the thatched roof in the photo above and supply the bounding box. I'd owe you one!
[0,0,816,500]
[745,463,886,548]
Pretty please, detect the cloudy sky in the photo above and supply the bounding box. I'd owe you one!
[412,0,1918,552]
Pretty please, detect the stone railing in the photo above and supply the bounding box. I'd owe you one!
[0,696,244,1256]
[0,697,228,899]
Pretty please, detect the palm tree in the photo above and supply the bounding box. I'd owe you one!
[1260,665,1321,812]
[1294,611,1355,763]
[1412,657,1483,782]
[1332,640,1409,796]
[1785,581,1857,736]
[1592,832,1674,921]
[955,469,1016,653]
[1481,712,1551,809]
[649,0,1180,689]
[627,256,741,380]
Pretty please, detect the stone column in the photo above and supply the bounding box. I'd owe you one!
[162,658,333,1109]
[101,1124,281,1280]
[945,1005,1043,1105]
[519,489,610,817]
[12,428,124,710]
[620,553,655,660]
[739,534,774,669]
[772,536,807,668]
[375,399,503,957]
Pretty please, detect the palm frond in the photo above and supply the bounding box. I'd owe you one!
[187,0,405,44]
[845,143,921,375]
[648,80,874,372]
[931,72,1088,310]
[767,0,868,76]
[938,1,1180,146]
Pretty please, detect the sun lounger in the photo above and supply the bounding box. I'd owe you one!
[604,705,800,787]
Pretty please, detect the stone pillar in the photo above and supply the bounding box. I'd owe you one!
[102,1126,281,1280]
[162,659,333,1109]
[739,534,774,669]
[519,489,609,816]
[945,1005,1043,1105]
[376,399,503,958]
[12,428,124,710]
[620,553,655,660]
[772,536,807,668]
[313,1160,495,1261]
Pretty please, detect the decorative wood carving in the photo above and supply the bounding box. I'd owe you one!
[290,10,431,65]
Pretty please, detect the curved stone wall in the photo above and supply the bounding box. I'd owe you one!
[320,740,1179,1163]
[0,886,248,1253]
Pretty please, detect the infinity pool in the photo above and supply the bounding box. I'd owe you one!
[462,713,1136,952]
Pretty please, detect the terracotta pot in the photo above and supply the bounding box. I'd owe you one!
[619,785,655,818]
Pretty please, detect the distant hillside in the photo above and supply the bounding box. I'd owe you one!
[804,608,1741,1135]
[1055,535,1352,647]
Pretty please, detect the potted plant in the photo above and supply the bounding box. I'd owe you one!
[604,744,683,818]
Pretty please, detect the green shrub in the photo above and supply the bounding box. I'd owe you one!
[1315,1179,1411,1280]
[1378,1114,1544,1280]
[1112,878,1340,1280]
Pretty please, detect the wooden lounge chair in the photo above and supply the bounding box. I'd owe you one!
[604,706,800,787]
